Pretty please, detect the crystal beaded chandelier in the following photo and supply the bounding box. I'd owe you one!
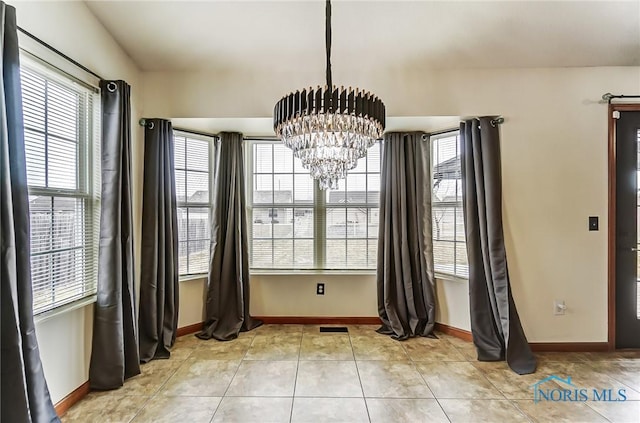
[273,0,386,190]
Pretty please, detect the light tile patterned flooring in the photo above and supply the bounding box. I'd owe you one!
[63,325,640,422]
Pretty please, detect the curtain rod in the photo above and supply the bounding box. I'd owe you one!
[138,119,221,139]
[602,93,640,104]
[17,26,104,81]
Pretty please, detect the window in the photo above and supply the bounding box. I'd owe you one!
[431,131,468,278]
[174,131,213,276]
[21,57,100,314]
[247,141,381,270]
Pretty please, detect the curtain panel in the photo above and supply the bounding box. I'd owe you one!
[461,117,536,375]
[89,80,141,389]
[376,132,436,340]
[0,2,60,421]
[197,132,262,341]
[138,119,180,362]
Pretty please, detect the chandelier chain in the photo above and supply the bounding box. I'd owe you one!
[325,0,332,89]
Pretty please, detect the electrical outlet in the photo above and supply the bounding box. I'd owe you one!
[316,283,325,295]
[554,300,566,315]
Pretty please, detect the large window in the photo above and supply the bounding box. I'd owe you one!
[174,131,213,276]
[21,57,100,314]
[431,131,468,278]
[247,141,380,270]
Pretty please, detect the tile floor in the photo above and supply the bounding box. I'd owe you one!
[62,325,640,422]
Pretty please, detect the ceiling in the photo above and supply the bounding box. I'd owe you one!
[85,0,640,73]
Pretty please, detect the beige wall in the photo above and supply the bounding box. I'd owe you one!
[145,65,640,343]
[10,1,142,404]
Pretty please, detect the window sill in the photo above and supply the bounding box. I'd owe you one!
[180,274,208,282]
[34,295,97,325]
[435,273,469,283]
[250,269,377,276]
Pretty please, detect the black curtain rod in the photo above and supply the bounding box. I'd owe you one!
[17,26,105,81]
[602,93,640,103]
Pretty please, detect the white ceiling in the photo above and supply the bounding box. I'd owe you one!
[85,0,640,73]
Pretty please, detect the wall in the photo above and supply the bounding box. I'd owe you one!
[144,65,640,342]
[10,1,142,404]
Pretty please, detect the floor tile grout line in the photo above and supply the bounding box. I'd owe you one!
[289,331,304,423]
[348,329,372,423]
[410,350,452,423]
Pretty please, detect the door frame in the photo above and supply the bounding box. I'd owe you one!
[607,103,640,351]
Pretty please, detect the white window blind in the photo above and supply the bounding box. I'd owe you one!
[21,57,100,314]
[431,131,468,278]
[174,131,213,276]
[247,140,380,270]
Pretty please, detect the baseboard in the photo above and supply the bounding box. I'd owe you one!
[176,322,204,337]
[254,316,382,325]
[54,380,90,417]
[434,322,609,352]
[434,322,473,342]
[529,342,610,352]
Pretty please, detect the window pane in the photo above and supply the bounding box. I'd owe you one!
[25,130,46,187]
[31,254,51,311]
[47,82,78,140]
[273,144,293,173]
[21,70,46,131]
[433,206,456,241]
[30,196,52,254]
[353,156,367,173]
[48,136,77,190]
[186,138,209,172]
[178,241,188,275]
[433,240,455,275]
[188,208,210,241]
[186,171,208,203]
[253,209,272,238]
[345,174,366,203]
[326,208,347,238]
[367,175,380,204]
[273,174,293,203]
[326,179,346,204]
[177,207,188,244]
[325,239,346,269]
[294,240,314,267]
[253,175,273,203]
[294,174,314,203]
[252,240,273,268]
[294,156,306,173]
[368,208,380,239]
[52,197,83,251]
[455,207,466,241]
[346,208,367,238]
[175,171,186,203]
[367,142,381,173]
[293,208,313,238]
[255,144,273,173]
[273,208,293,237]
[174,136,186,169]
[188,240,209,274]
[273,239,293,268]
[347,240,367,268]
[367,241,378,268]
[456,243,469,278]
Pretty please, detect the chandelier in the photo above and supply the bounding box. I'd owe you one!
[273,0,386,190]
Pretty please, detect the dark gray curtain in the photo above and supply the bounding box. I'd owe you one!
[89,80,141,389]
[138,119,179,362]
[0,3,60,421]
[461,117,536,375]
[376,132,436,341]
[197,132,261,341]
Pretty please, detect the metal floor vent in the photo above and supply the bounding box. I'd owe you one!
[319,326,348,333]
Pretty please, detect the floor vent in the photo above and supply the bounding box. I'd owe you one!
[319,326,348,333]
